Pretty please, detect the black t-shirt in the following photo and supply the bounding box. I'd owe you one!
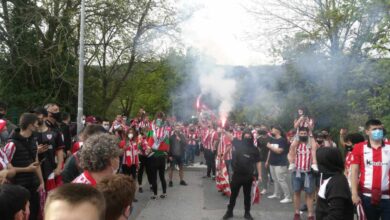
[36,130,63,180]
[61,153,82,183]
[232,142,261,176]
[268,137,289,166]
[257,136,271,162]
[316,174,354,220]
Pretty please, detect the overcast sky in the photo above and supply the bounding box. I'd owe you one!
[178,0,277,66]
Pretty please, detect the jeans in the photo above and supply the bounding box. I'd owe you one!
[361,195,390,220]
[185,144,196,164]
[260,162,269,190]
[269,165,291,199]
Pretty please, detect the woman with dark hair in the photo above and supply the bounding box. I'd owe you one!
[316,147,354,220]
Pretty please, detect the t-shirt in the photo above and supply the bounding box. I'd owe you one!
[61,154,82,183]
[351,141,390,199]
[0,149,9,170]
[268,137,289,166]
[316,174,354,220]
[232,142,261,176]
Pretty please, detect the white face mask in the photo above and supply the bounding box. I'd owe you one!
[128,133,134,139]
[103,125,110,131]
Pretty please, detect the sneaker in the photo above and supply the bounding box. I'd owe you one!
[293,213,300,220]
[169,181,173,187]
[138,187,143,193]
[133,198,138,202]
[202,175,210,178]
[260,189,267,195]
[280,197,292,203]
[267,194,279,199]
[211,175,216,180]
[150,195,157,200]
[222,211,233,219]
[244,212,254,220]
[288,163,296,171]
[307,216,314,220]
[180,180,187,186]
[160,194,167,199]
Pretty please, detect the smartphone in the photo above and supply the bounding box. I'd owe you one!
[39,157,47,164]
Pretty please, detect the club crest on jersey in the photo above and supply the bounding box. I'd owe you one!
[46,134,53,140]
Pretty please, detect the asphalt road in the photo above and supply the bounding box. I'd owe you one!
[130,167,301,220]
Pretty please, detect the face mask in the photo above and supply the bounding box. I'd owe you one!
[156,119,162,127]
[244,137,253,146]
[299,136,308,142]
[258,130,267,135]
[82,119,86,125]
[316,140,324,145]
[128,133,134,139]
[0,113,4,119]
[37,119,44,126]
[51,112,62,122]
[345,144,353,152]
[371,129,383,141]
[103,125,110,131]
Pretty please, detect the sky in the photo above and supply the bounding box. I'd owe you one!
[178,0,276,66]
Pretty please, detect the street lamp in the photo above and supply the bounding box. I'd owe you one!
[77,0,86,134]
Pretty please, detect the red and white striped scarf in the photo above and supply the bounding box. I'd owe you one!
[123,140,139,166]
[218,134,232,160]
[216,158,231,196]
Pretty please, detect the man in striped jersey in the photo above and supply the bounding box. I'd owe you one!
[203,125,218,179]
[290,127,317,220]
[351,119,390,220]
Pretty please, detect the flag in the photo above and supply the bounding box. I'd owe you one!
[216,157,231,196]
[146,126,170,152]
[251,178,260,204]
[356,203,367,220]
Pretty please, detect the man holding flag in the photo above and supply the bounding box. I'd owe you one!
[146,112,170,199]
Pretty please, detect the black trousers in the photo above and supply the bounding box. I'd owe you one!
[26,187,40,220]
[122,164,137,180]
[138,155,151,186]
[228,174,252,213]
[204,149,216,176]
[148,156,167,195]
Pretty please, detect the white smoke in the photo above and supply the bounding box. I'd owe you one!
[199,67,236,119]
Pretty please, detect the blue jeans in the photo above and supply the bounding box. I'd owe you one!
[361,195,390,220]
[185,144,196,164]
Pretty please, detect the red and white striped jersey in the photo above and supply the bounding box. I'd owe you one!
[295,142,313,172]
[123,140,139,167]
[3,142,16,161]
[0,148,9,170]
[351,141,390,199]
[204,129,218,151]
[218,134,232,160]
[72,170,97,186]
[187,132,198,145]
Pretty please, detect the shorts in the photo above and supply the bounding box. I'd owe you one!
[170,155,183,167]
[291,171,315,193]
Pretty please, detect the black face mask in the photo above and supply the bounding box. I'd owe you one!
[38,119,44,126]
[316,140,324,145]
[51,112,62,122]
[299,136,308,142]
[244,137,253,146]
[0,113,4,119]
[345,145,353,152]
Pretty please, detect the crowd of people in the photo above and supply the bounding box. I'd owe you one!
[0,101,389,220]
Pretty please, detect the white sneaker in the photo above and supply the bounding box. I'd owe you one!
[260,189,267,195]
[288,163,296,171]
[267,194,279,199]
[280,197,292,203]
[311,164,319,172]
